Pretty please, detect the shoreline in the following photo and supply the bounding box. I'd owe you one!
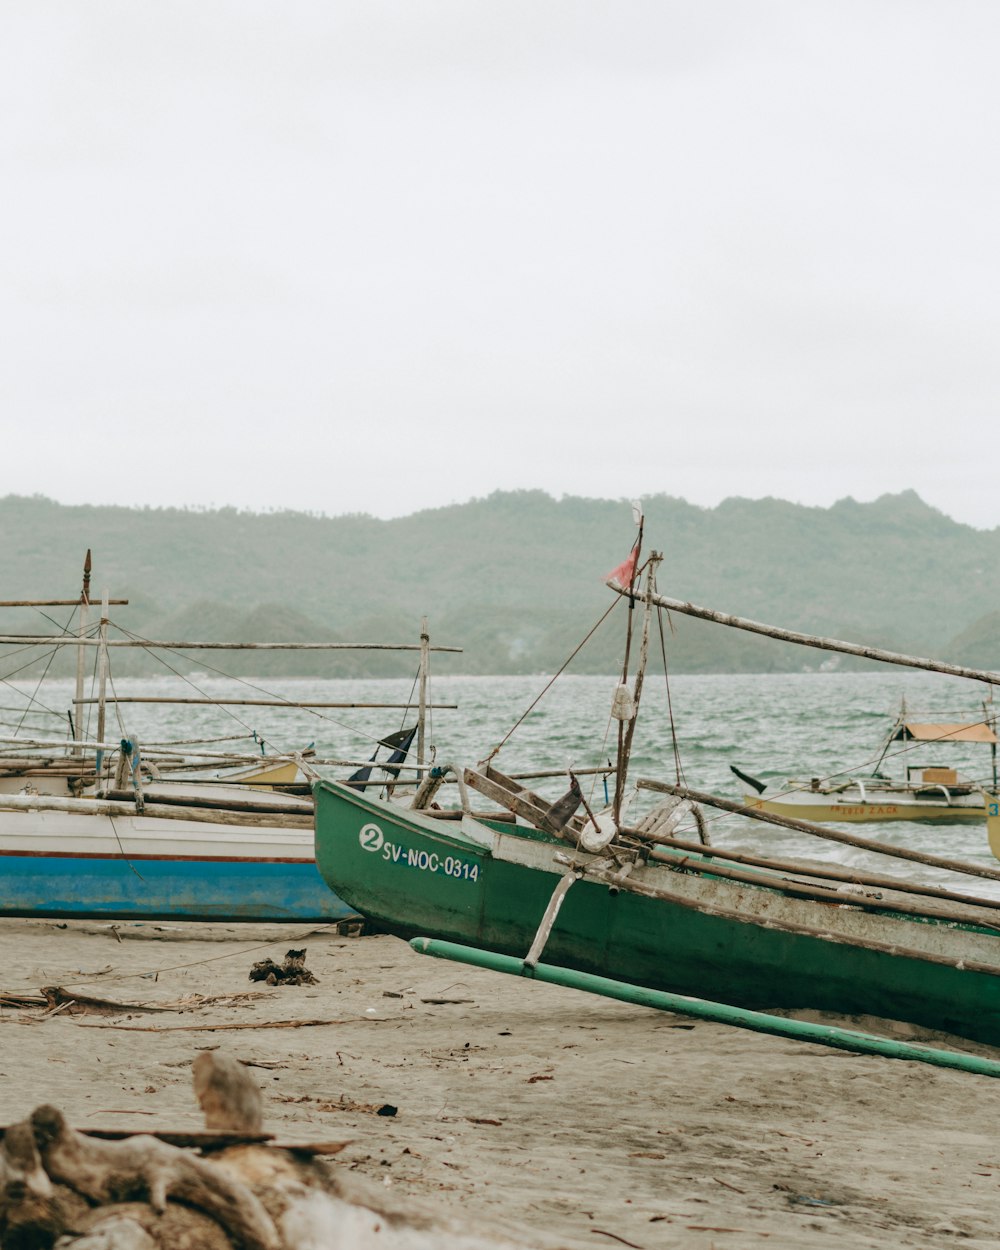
[2,918,998,1249]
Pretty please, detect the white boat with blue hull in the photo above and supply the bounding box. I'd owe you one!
[0,554,457,922]
[0,784,356,923]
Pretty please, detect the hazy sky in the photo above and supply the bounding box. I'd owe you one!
[4,3,999,526]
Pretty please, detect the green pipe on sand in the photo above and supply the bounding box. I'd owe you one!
[410,937,1000,1080]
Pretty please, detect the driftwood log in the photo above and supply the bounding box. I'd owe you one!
[22,1104,279,1250]
[0,1051,526,1250]
[193,1054,264,1135]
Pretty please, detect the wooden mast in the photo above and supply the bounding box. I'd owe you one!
[614,552,661,826]
[94,592,110,778]
[612,512,644,824]
[417,616,430,768]
[72,550,91,757]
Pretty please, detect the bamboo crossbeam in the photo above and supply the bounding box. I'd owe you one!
[0,737,119,753]
[507,767,615,781]
[0,636,461,652]
[0,600,127,608]
[619,827,1000,913]
[643,846,1000,931]
[98,789,309,816]
[0,758,95,773]
[135,734,254,747]
[72,697,457,709]
[637,779,1000,883]
[0,792,311,827]
[609,581,1000,685]
[145,753,424,772]
[554,854,1000,975]
[0,739,429,771]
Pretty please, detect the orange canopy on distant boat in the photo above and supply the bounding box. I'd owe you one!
[892,722,998,744]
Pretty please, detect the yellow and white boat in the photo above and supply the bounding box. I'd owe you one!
[220,756,305,789]
[735,715,998,825]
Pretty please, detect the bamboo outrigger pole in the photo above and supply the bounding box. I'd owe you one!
[638,779,1000,884]
[411,938,1000,1079]
[608,578,1000,687]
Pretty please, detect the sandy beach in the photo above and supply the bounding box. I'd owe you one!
[1,916,998,1250]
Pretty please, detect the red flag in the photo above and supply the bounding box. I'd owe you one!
[605,547,638,590]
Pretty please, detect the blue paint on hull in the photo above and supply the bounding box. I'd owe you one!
[0,855,357,923]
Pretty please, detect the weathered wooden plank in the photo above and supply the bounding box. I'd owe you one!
[484,764,588,834]
[463,768,551,827]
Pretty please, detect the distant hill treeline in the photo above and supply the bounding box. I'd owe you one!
[0,490,998,677]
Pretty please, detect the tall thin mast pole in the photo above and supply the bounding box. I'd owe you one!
[614,553,659,825]
[94,592,110,777]
[73,551,91,756]
[417,617,429,768]
[612,513,644,824]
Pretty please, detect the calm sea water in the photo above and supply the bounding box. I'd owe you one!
[7,668,1000,895]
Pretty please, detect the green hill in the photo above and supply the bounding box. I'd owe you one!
[0,490,996,675]
[945,611,1000,671]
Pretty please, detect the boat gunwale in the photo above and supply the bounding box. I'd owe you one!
[314,779,1000,966]
[312,778,567,855]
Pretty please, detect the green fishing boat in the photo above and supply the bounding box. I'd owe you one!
[313,768,1000,1046]
[313,521,1000,1055]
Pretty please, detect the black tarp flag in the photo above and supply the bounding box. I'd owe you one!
[347,725,418,789]
[729,764,767,795]
[541,773,585,834]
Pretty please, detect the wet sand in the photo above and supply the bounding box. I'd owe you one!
[1,917,998,1249]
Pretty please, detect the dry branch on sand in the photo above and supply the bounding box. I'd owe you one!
[0,1050,530,1250]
